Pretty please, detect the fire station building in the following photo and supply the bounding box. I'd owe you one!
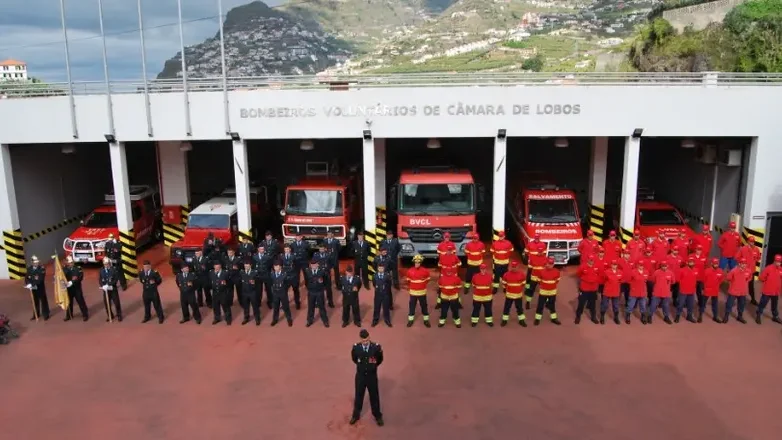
[0,73,781,280]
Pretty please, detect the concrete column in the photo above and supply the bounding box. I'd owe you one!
[374,138,387,238]
[741,136,767,273]
[619,136,641,240]
[157,141,191,246]
[492,134,507,240]
[0,143,25,280]
[362,136,378,274]
[109,141,138,280]
[232,139,252,239]
[587,137,608,239]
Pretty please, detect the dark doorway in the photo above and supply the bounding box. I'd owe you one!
[764,214,782,266]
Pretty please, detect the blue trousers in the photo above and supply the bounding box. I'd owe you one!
[724,295,746,319]
[676,294,696,318]
[649,297,671,318]
[600,296,620,314]
[626,297,647,316]
[719,257,737,271]
[699,296,720,317]
[757,294,780,317]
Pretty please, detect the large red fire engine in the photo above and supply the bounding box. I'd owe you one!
[613,189,696,243]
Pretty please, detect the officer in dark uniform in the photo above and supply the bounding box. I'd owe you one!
[314,243,335,308]
[175,264,201,324]
[253,244,273,309]
[210,261,232,325]
[24,256,50,321]
[139,260,164,323]
[340,265,362,327]
[380,231,401,289]
[374,247,395,310]
[205,233,224,267]
[193,249,212,307]
[240,261,261,325]
[238,236,255,261]
[305,259,329,327]
[281,244,301,309]
[262,230,279,259]
[291,234,310,281]
[372,264,393,327]
[63,256,89,321]
[270,260,293,326]
[350,329,384,427]
[353,231,371,289]
[99,258,122,321]
[224,248,242,307]
[104,234,127,290]
[324,230,342,283]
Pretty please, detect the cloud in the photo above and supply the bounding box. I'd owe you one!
[0,0,283,82]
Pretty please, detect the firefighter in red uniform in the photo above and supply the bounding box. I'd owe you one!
[578,230,600,262]
[437,267,462,328]
[600,260,623,325]
[436,248,462,309]
[738,236,761,304]
[470,264,494,327]
[619,249,634,304]
[490,231,513,294]
[640,247,658,301]
[675,257,698,323]
[648,261,674,324]
[651,231,669,262]
[436,232,456,258]
[463,232,485,293]
[666,247,684,304]
[701,258,724,323]
[575,258,600,324]
[691,245,708,308]
[724,258,752,324]
[756,255,782,324]
[603,230,622,263]
[625,229,646,262]
[691,224,713,254]
[718,221,741,270]
[626,262,649,324]
[535,258,561,325]
[501,261,527,327]
[523,233,547,308]
[594,246,608,296]
[405,254,431,327]
[672,230,690,258]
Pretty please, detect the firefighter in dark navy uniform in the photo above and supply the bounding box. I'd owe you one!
[24,256,50,321]
[224,248,242,308]
[270,260,293,326]
[380,231,401,289]
[372,264,393,327]
[253,244,274,309]
[305,260,330,327]
[350,329,384,427]
[314,243,336,308]
[374,247,394,310]
[238,236,255,261]
[139,260,164,323]
[63,256,89,321]
[291,233,310,281]
[104,234,127,290]
[240,261,262,325]
[99,258,122,321]
[193,249,212,307]
[340,265,363,327]
[281,244,301,309]
[210,261,232,325]
[262,230,280,259]
[353,231,371,289]
[175,264,201,324]
[324,230,342,286]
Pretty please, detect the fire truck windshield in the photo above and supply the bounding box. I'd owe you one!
[187,214,230,229]
[527,199,578,223]
[285,190,343,215]
[83,212,117,228]
[399,183,475,213]
[639,209,685,226]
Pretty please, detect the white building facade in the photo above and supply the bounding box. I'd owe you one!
[0,60,28,82]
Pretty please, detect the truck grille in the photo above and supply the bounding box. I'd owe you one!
[285,225,344,236]
[547,241,568,250]
[75,242,94,250]
[402,226,472,243]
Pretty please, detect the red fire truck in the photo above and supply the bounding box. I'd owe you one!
[613,189,696,243]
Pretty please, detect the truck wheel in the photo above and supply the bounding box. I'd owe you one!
[153,225,163,243]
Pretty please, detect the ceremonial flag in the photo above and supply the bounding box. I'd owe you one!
[53,253,70,311]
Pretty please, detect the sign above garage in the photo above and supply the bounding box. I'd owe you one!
[239,103,581,119]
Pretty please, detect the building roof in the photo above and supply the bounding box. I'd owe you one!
[190,197,237,216]
[0,59,26,67]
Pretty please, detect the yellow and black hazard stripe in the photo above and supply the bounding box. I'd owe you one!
[2,229,26,280]
[365,227,377,281]
[742,226,765,279]
[180,205,191,225]
[619,227,633,246]
[671,204,724,233]
[163,205,191,247]
[119,230,139,280]
[238,230,253,242]
[492,228,503,242]
[588,204,605,241]
[22,212,90,243]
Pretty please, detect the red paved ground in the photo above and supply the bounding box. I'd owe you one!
[1,244,781,440]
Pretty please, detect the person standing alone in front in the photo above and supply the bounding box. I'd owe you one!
[349,329,384,427]
[139,260,164,324]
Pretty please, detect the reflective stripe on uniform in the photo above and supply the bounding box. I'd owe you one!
[473,294,492,302]
[540,288,557,296]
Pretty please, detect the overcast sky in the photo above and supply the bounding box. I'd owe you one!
[0,0,283,82]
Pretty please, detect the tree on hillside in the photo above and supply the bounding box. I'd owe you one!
[723,0,782,72]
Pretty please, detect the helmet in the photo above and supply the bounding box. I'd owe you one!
[412,254,424,263]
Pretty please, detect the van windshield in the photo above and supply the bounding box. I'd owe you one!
[285,190,343,215]
[83,212,117,228]
[527,199,578,223]
[188,214,230,229]
[399,183,475,214]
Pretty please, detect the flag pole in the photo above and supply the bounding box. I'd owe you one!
[104,289,113,323]
[58,0,78,139]
[29,290,38,322]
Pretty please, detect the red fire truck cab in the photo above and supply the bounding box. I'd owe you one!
[63,185,162,263]
[280,161,362,247]
[392,167,481,260]
[614,189,696,243]
[169,196,241,267]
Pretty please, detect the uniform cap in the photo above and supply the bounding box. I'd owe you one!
[687,257,695,263]
[644,247,652,253]
[696,244,703,250]
[380,247,388,252]
[609,230,617,237]
[510,261,519,268]
[471,232,480,239]
[108,233,114,238]
[386,230,393,236]
[534,233,541,239]
[31,255,39,262]
[243,259,252,265]
[359,329,370,339]
[412,254,424,263]
[443,232,451,239]
[729,221,736,228]
[711,258,719,265]
[748,236,755,243]
[610,259,618,265]
[346,265,354,273]
[738,258,747,264]
[310,259,319,265]
[671,247,678,253]
[587,257,595,263]
[357,231,364,236]
[660,261,668,266]
[775,255,782,262]
[479,263,487,269]
[597,246,605,253]
[702,225,710,232]
[634,229,640,235]
[498,230,506,238]
[272,259,282,266]
[586,230,594,237]
[546,257,555,265]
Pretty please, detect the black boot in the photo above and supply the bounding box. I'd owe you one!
[721,315,729,324]
[574,316,581,325]
[737,315,747,324]
[407,320,414,327]
[686,315,696,323]
[551,318,561,325]
[674,315,680,323]
[534,319,541,326]
[664,316,673,325]
[625,315,631,325]
[697,313,703,323]
[613,315,620,325]
[242,318,250,325]
[519,319,527,327]
[423,320,431,328]
[599,313,605,325]
[756,314,762,324]
[501,320,508,327]
[772,316,782,324]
